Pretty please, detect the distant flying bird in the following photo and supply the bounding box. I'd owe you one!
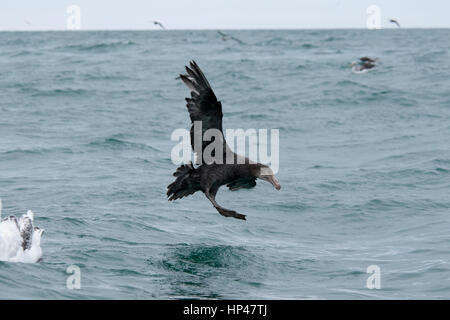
[389,19,401,28]
[153,21,166,30]
[217,31,245,44]
[167,61,281,220]
[24,20,32,26]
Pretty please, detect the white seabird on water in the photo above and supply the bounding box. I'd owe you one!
[0,199,44,263]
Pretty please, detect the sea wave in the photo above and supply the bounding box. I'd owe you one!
[54,40,137,52]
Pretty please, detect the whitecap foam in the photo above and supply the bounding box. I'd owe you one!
[0,200,44,263]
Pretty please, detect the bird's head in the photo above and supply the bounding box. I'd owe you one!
[33,227,44,246]
[256,164,281,190]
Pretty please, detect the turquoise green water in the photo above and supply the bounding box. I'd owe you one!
[0,29,449,299]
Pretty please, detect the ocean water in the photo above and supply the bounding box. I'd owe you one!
[0,29,449,299]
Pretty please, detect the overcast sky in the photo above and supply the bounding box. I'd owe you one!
[0,0,449,30]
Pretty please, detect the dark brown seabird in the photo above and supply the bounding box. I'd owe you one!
[167,61,281,220]
[389,19,401,28]
[351,57,378,72]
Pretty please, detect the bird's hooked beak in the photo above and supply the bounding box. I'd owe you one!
[263,175,281,190]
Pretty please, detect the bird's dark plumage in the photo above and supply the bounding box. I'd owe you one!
[351,57,378,72]
[360,57,376,63]
[179,61,225,159]
[167,61,280,220]
[389,19,401,28]
[153,21,166,30]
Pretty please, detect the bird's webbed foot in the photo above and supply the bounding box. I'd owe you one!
[205,190,246,220]
[215,206,246,220]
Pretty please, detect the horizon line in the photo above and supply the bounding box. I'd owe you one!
[1,27,449,32]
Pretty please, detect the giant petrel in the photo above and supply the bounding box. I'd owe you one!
[167,61,280,220]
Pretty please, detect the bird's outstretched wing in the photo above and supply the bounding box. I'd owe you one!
[179,61,228,163]
[389,19,400,28]
[153,21,166,30]
[217,31,245,44]
[230,36,245,45]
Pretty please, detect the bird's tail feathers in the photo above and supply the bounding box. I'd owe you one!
[167,163,198,201]
[172,162,194,177]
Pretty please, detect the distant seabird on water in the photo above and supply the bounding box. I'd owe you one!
[167,61,281,220]
[351,57,378,73]
[0,199,44,263]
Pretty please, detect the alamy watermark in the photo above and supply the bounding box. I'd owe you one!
[66,5,81,30]
[171,121,279,174]
[66,265,81,289]
[366,265,381,289]
[366,5,381,29]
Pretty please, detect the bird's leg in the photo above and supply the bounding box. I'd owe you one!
[216,206,246,221]
[204,190,246,220]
